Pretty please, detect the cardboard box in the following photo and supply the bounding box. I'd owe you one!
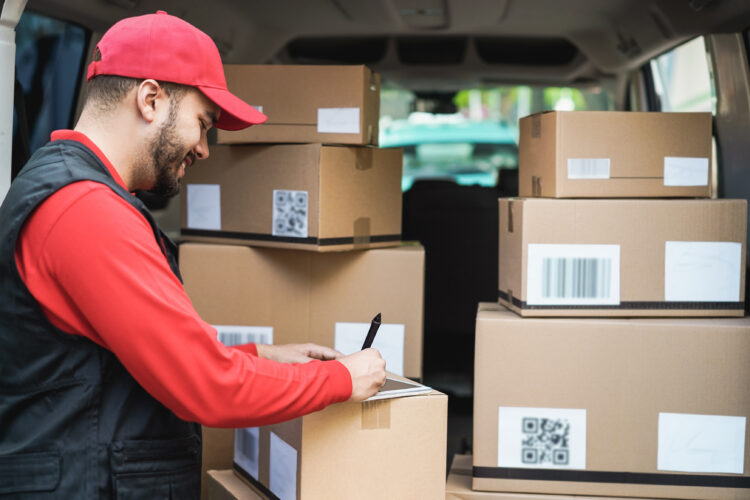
[217,65,380,146]
[473,303,750,499]
[180,242,425,380]
[518,111,712,198]
[234,384,447,500]
[498,198,747,317]
[207,470,267,500]
[181,144,402,252]
[447,454,653,500]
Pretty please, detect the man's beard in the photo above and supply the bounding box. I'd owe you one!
[147,101,192,199]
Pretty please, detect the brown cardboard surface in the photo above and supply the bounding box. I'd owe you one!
[498,198,747,316]
[181,144,402,251]
[447,455,655,500]
[518,111,712,198]
[217,65,380,145]
[472,303,750,499]
[180,242,425,379]
[235,385,447,500]
[202,427,236,500]
[207,470,267,500]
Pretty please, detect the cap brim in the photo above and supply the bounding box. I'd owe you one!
[199,86,267,131]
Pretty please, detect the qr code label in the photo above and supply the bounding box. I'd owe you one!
[521,417,570,465]
[272,190,308,238]
[498,407,586,469]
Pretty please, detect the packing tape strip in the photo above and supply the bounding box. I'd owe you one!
[472,466,750,488]
[361,400,390,430]
[355,147,374,170]
[531,114,542,138]
[353,217,371,248]
[497,290,745,310]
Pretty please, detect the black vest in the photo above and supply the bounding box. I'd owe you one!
[0,140,201,499]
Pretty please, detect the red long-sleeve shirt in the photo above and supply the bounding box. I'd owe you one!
[14,129,351,428]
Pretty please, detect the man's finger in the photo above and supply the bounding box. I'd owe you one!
[305,344,344,360]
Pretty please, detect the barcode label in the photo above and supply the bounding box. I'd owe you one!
[214,325,273,346]
[498,407,586,469]
[234,427,260,479]
[542,258,612,299]
[527,244,620,305]
[567,158,610,179]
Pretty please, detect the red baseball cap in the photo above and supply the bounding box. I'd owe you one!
[87,10,266,131]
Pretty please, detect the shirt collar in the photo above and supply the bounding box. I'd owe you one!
[50,130,129,191]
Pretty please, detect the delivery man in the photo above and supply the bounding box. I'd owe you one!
[0,11,386,499]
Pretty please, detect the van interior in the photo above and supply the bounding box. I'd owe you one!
[5,0,750,475]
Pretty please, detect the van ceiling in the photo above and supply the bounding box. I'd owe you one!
[25,0,750,90]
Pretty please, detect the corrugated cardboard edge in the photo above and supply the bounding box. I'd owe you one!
[178,234,400,252]
[207,469,267,500]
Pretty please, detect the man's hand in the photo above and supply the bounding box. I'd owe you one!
[255,343,343,364]
[338,348,387,402]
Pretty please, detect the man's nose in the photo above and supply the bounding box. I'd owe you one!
[195,134,209,160]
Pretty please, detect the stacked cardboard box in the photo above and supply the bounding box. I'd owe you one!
[472,111,750,500]
[178,65,440,499]
[206,380,447,500]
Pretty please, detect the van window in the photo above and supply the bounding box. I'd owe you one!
[380,86,613,191]
[12,11,88,179]
[649,36,715,113]
[647,36,717,196]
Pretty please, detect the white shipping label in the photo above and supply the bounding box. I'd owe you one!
[527,244,620,305]
[335,322,405,376]
[567,158,610,179]
[317,107,360,134]
[186,184,221,230]
[664,242,742,302]
[234,427,260,479]
[663,157,709,186]
[272,190,308,238]
[252,105,263,114]
[658,413,746,474]
[269,432,297,500]
[498,407,586,469]
[214,325,273,347]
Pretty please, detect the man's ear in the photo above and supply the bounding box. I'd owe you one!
[135,79,163,124]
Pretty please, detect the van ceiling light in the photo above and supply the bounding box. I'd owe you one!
[102,0,139,8]
[394,0,449,29]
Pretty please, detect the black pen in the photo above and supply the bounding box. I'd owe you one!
[361,313,381,350]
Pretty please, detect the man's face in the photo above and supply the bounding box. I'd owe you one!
[146,88,219,198]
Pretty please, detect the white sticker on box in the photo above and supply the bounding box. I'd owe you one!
[527,244,620,305]
[272,190,308,238]
[269,432,297,500]
[234,427,260,479]
[498,407,586,469]
[567,158,610,179]
[335,322,405,376]
[317,107,360,134]
[252,105,263,114]
[658,413,746,474]
[664,157,709,186]
[664,241,742,302]
[214,325,273,347]
[186,184,221,230]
